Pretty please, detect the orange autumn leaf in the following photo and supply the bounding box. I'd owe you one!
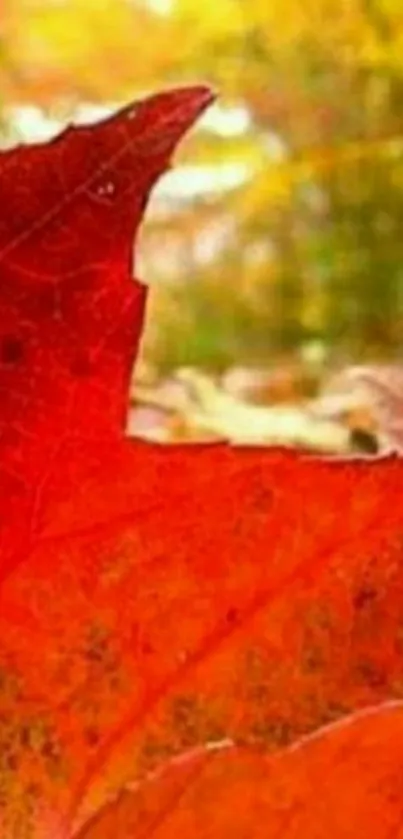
[76,703,403,839]
[0,85,402,839]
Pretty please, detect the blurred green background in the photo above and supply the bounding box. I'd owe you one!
[1,0,403,379]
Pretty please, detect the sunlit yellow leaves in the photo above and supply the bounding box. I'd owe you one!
[2,0,173,103]
[173,0,245,39]
[3,0,403,107]
[239,163,296,219]
[238,130,403,230]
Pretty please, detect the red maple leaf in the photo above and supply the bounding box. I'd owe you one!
[0,86,403,839]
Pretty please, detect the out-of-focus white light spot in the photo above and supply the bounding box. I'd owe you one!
[129,0,172,13]
[74,103,116,125]
[263,132,288,161]
[300,340,327,366]
[7,106,61,142]
[148,0,172,12]
[198,104,251,136]
[154,162,253,200]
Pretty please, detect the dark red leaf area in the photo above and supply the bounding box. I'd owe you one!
[0,86,212,580]
[0,87,402,838]
[76,704,403,839]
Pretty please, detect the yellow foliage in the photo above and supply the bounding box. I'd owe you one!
[3,0,172,102]
[174,0,245,38]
